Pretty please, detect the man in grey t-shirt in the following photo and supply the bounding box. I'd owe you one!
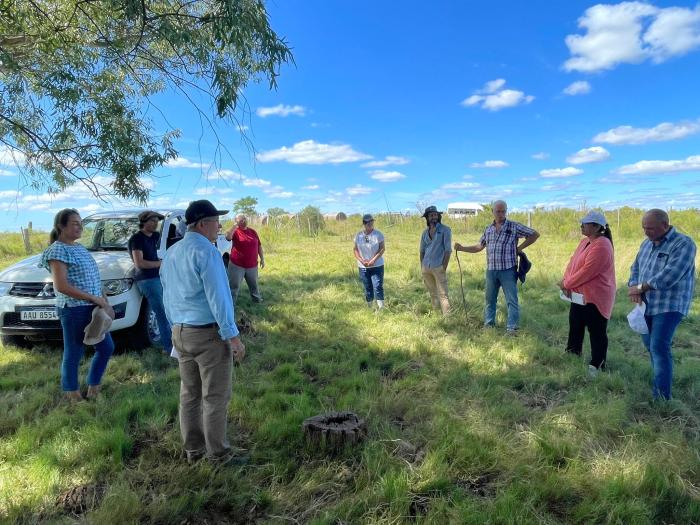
[419,206,451,315]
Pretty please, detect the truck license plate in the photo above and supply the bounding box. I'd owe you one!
[20,309,58,321]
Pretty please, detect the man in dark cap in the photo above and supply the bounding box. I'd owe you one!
[160,200,246,465]
[419,205,452,315]
[128,210,171,354]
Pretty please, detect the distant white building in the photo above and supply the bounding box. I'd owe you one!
[447,202,483,218]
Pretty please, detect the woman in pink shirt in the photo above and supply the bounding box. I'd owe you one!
[559,211,616,377]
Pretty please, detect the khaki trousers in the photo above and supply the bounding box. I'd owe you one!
[422,266,450,314]
[172,324,232,459]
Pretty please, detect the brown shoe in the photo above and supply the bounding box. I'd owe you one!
[86,385,101,400]
[64,391,85,403]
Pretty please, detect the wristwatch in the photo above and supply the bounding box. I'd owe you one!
[637,283,644,291]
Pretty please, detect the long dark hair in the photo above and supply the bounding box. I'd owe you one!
[600,224,613,248]
[49,208,79,244]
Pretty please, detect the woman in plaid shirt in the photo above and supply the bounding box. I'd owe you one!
[40,209,114,402]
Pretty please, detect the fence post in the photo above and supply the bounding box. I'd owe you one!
[21,226,31,254]
[527,211,531,228]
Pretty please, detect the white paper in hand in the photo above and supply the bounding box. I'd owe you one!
[170,347,180,359]
[627,303,649,334]
[559,290,585,305]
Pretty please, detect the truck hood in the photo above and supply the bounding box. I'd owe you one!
[0,251,135,283]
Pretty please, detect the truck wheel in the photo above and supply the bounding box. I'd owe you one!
[123,300,161,350]
[1,334,32,349]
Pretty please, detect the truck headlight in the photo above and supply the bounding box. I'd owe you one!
[102,278,133,296]
[0,282,12,296]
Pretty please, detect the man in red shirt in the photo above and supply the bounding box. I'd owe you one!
[225,214,265,303]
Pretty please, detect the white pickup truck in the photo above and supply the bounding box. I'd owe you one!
[0,209,232,349]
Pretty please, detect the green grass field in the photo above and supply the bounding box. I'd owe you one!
[1,211,699,524]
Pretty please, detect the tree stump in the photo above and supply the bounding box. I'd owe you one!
[302,411,367,452]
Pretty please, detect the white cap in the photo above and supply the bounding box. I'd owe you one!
[580,211,607,226]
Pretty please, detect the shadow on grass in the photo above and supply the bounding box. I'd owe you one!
[2,270,700,523]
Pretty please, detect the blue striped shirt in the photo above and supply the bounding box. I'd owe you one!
[420,223,452,269]
[39,242,102,308]
[629,227,696,316]
[160,231,239,340]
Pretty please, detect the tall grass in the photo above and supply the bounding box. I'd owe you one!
[1,208,699,524]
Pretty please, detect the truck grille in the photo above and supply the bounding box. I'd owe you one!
[9,282,55,299]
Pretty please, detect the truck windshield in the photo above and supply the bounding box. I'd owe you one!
[81,217,144,251]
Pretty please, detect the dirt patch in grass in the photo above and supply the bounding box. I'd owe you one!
[56,482,107,516]
[390,439,426,465]
[455,472,498,498]
[516,388,568,411]
[408,493,431,520]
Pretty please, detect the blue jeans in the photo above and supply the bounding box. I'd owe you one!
[58,305,114,392]
[137,277,172,352]
[485,267,519,330]
[359,265,384,302]
[642,311,683,400]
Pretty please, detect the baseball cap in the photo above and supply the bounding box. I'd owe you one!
[185,200,229,225]
[362,214,374,223]
[580,210,607,226]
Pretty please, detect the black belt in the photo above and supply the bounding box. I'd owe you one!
[177,322,217,329]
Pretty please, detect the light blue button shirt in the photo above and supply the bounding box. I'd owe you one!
[420,223,452,269]
[160,231,239,340]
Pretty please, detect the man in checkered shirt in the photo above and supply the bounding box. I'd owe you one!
[455,200,539,334]
[628,209,696,400]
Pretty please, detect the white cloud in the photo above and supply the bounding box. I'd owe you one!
[564,3,700,73]
[267,190,294,199]
[0,169,16,176]
[469,160,509,168]
[165,156,209,169]
[256,104,307,118]
[0,146,25,166]
[462,79,535,111]
[370,170,406,182]
[484,78,507,93]
[302,184,320,190]
[645,6,700,62]
[614,155,700,175]
[532,152,550,160]
[256,140,371,164]
[0,190,21,199]
[566,146,611,164]
[242,177,272,188]
[539,167,584,178]
[346,184,374,196]
[592,119,700,145]
[442,182,481,190]
[193,187,233,196]
[563,80,591,96]
[361,156,410,168]
[205,169,241,181]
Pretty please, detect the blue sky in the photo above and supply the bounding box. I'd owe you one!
[2,0,700,229]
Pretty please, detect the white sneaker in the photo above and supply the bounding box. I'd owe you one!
[367,301,373,309]
[588,365,599,378]
[377,300,384,309]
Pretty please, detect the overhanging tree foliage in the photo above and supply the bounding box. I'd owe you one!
[0,0,292,202]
